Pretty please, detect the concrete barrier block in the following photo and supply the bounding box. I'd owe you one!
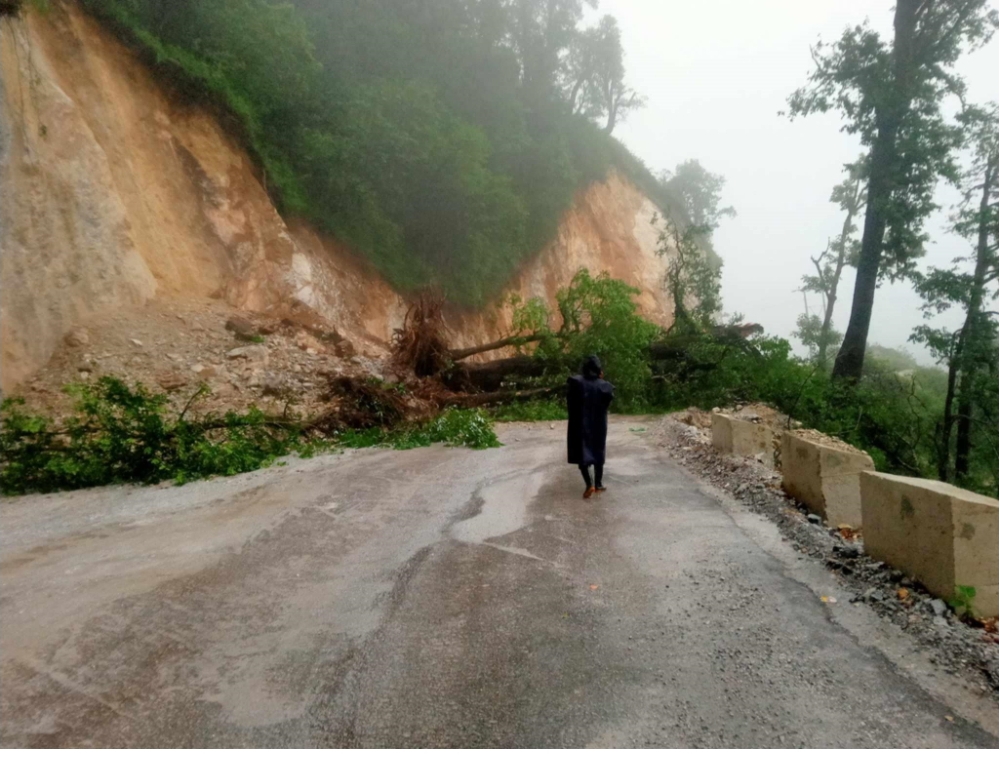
[860,472,998,619]
[711,413,776,460]
[781,430,873,528]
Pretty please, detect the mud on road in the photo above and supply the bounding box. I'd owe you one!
[1,419,997,748]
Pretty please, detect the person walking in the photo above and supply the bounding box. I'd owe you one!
[566,355,614,499]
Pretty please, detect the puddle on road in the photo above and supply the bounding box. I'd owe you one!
[451,469,547,544]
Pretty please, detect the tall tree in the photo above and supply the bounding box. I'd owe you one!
[911,102,999,483]
[797,158,867,368]
[586,16,644,133]
[952,104,999,480]
[787,0,998,382]
[564,16,604,115]
[656,161,735,328]
[510,0,594,103]
[563,14,645,132]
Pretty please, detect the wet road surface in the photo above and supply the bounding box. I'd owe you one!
[1,419,996,747]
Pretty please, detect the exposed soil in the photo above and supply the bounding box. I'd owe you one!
[12,299,387,421]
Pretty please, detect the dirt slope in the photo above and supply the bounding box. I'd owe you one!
[0,1,676,395]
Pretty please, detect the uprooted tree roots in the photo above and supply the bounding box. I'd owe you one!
[391,294,452,378]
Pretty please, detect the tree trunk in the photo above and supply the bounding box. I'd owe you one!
[449,334,543,361]
[938,339,960,481]
[446,355,549,393]
[568,75,587,114]
[446,386,559,408]
[817,184,862,368]
[831,0,919,382]
[604,100,616,133]
[954,158,997,479]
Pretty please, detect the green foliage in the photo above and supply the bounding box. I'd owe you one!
[797,158,865,367]
[659,160,735,258]
[490,399,568,423]
[653,161,733,329]
[646,331,997,495]
[537,270,662,410]
[504,270,664,411]
[785,2,996,282]
[0,377,309,495]
[865,344,921,372]
[335,409,501,451]
[1,379,501,495]
[949,585,977,619]
[794,313,843,364]
[564,14,645,133]
[910,100,999,487]
[79,0,654,306]
[786,0,997,381]
[660,221,724,329]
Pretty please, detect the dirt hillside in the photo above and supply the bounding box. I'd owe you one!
[0,1,677,399]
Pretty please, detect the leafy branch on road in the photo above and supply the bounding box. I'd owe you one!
[0,376,498,495]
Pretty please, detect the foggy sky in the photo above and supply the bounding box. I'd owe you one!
[598,0,1000,366]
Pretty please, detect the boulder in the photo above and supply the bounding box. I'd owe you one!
[226,345,269,365]
[156,371,189,391]
[225,316,257,338]
[64,327,91,348]
[781,430,873,528]
[295,331,326,354]
[260,372,290,396]
[860,472,998,618]
[335,338,356,358]
[190,363,219,379]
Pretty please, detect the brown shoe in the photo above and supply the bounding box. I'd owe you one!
[583,486,596,499]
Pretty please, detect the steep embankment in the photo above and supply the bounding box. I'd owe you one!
[0,2,675,394]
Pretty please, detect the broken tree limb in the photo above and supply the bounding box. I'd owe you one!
[444,386,560,408]
[445,354,550,393]
[449,333,545,361]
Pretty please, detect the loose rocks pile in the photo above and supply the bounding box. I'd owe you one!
[17,300,379,420]
[658,413,999,696]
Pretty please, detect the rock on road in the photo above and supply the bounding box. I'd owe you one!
[1,419,996,748]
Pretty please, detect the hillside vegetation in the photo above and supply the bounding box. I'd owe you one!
[79,0,668,306]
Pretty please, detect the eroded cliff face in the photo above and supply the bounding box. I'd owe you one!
[0,2,675,393]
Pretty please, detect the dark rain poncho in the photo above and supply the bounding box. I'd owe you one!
[566,374,615,466]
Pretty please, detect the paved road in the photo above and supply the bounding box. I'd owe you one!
[1,419,996,748]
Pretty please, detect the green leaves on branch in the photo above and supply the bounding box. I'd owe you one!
[796,157,866,368]
[786,0,997,381]
[654,160,734,330]
[0,378,501,495]
[909,100,999,487]
[0,378,308,495]
[509,269,662,411]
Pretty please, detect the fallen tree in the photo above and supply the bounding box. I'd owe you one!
[449,333,545,361]
[444,355,551,393]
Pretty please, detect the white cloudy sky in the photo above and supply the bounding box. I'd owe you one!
[596,0,999,365]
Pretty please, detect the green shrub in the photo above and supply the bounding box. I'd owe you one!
[0,377,310,495]
[647,331,996,494]
[490,399,568,423]
[335,409,501,451]
[521,269,663,411]
[0,379,501,495]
